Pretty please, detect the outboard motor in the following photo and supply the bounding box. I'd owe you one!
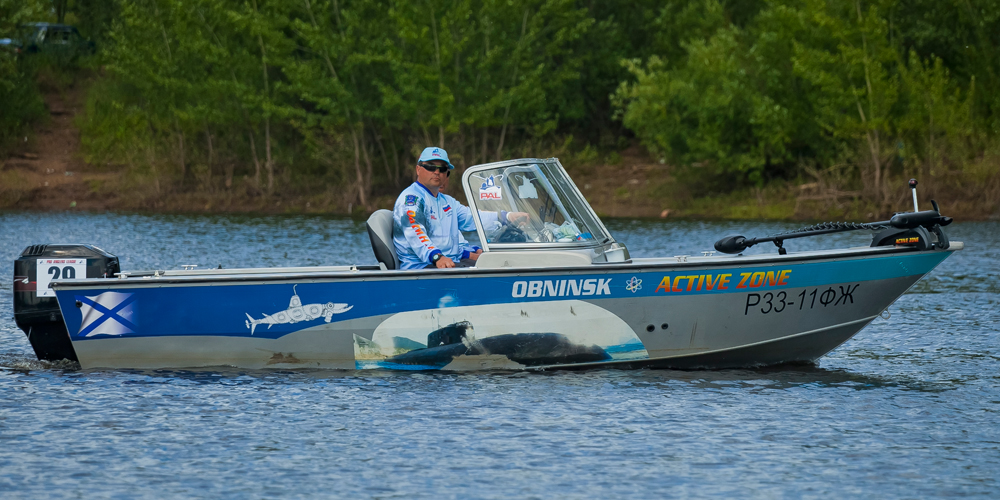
[13,244,120,361]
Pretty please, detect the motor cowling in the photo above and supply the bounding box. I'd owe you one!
[13,244,120,361]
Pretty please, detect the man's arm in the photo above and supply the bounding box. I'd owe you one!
[454,200,493,232]
[394,198,441,265]
[457,234,482,261]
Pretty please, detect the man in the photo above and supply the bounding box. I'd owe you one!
[393,146,527,269]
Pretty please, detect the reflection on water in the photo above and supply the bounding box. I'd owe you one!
[1,213,998,498]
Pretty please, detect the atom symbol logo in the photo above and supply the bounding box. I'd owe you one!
[626,276,642,293]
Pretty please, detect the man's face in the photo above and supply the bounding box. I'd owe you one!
[416,160,449,189]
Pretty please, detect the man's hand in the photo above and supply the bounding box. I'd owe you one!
[435,256,456,268]
[468,249,483,261]
[508,212,530,227]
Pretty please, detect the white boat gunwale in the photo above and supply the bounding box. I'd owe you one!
[49,243,960,290]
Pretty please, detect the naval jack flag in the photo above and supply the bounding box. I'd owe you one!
[76,292,138,337]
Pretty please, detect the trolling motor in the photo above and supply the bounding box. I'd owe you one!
[714,179,953,255]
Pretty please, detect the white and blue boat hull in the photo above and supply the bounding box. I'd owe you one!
[52,245,957,371]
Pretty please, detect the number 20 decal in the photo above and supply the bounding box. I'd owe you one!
[35,259,87,297]
[48,265,77,280]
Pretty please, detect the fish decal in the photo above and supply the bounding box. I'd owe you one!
[244,285,352,335]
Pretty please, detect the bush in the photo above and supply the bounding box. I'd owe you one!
[614,0,999,209]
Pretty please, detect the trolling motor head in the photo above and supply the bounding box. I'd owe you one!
[887,205,952,230]
[714,235,749,254]
[889,180,952,230]
[874,180,953,250]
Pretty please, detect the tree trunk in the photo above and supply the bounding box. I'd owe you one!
[254,0,274,195]
[360,124,373,204]
[470,125,477,167]
[57,0,66,23]
[205,125,213,191]
[373,127,394,186]
[481,127,489,164]
[265,118,274,195]
[177,129,186,181]
[924,112,934,199]
[351,128,368,208]
[387,126,401,187]
[496,10,530,160]
[146,122,161,196]
[422,126,433,147]
[496,107,511,160]
[856,0,883,207]
[249,130,262,190]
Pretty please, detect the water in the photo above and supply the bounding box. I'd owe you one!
[1,212,998,498]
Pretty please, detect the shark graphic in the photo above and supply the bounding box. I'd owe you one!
[244,285,352,335]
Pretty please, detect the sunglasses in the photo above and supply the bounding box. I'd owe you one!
[419,162,450,175]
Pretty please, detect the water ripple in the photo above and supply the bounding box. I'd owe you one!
[0,213,997,498]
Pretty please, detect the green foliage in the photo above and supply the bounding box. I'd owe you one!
[45,0,1000,213]
[0,0,49,153]
[615,0,998,205]
[78,0,647,204]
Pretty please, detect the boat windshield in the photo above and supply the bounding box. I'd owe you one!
[464,159,610,246]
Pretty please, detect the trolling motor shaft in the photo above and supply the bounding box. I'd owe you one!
[714,180,953,255]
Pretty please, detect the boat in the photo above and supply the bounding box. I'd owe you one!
[11,158,960,371]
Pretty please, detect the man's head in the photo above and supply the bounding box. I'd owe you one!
[418,147,454,170]
[415,146,454,192]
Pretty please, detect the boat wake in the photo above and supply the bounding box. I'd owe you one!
[0,353,80,371]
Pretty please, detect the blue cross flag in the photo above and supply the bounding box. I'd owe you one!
[75,292,138,337]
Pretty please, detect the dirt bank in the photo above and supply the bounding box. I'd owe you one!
[0,75,122,211]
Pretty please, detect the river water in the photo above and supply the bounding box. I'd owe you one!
[1,212,998,498]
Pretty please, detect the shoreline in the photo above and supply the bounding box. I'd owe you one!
[2,75,996,222]
[5,159,997,222]
[4,189,997,222]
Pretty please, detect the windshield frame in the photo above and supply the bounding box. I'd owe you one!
[461,158,615,251]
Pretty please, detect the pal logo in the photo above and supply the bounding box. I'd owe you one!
[480,175,503,200]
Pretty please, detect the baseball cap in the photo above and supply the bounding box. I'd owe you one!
[417,146,455,170]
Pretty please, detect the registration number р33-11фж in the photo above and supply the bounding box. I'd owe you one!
[744,284,860,315]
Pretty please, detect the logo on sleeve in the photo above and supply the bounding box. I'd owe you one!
[405,195,417,206]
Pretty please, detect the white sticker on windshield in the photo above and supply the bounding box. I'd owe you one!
[479,175,503,200]
[517,176,538,199]
[36,258,86,297]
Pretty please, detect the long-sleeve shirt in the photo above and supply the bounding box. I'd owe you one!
[392,182,498,269]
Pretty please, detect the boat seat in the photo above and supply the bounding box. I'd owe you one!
[366,209,399,270]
